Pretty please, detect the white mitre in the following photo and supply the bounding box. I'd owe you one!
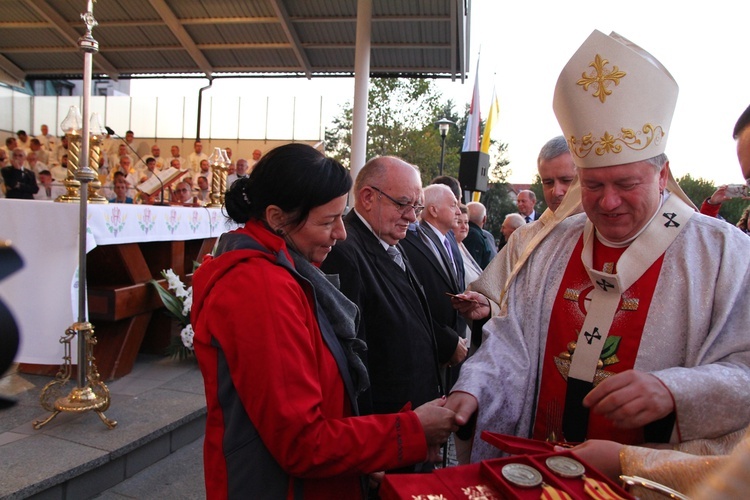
[500,31,694,307]
[553,30,677,168]
[552,29,694,213]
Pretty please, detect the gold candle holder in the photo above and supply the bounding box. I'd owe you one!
[208,147,229,208]
[56,128,82,203]
[87,120,108,204]
[36,2,115,430]
[33,322,116,429]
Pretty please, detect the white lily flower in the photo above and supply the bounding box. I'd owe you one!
[180,324,195,350]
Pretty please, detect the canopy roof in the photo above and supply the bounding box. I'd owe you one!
[0,0,470,84]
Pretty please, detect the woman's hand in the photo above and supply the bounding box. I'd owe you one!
[414,397,459,447]
[368,471,385,490]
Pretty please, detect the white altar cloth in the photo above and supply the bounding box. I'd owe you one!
[0,199,234,364]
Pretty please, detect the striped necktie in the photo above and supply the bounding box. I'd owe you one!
[386,245,405,271]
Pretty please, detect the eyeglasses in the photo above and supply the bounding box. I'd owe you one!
[369,186,424,217]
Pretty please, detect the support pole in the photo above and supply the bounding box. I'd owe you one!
[349,0,372,199]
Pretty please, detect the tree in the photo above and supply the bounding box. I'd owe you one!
[326,78,446,184]
[325,78,512,187]
[530,174,548,214]
[675,173,746,224]
[477,139,513,239]
[326,77,517,231]
[719,198,748,225]
[676,173,715,208]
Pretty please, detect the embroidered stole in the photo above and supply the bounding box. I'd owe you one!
[532,195,693,443]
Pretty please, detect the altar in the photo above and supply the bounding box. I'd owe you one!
[0,199,236,379]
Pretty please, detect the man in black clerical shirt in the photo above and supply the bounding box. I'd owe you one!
[1,149,38,199]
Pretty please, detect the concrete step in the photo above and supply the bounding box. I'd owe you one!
[0,354,206,500]
[92,435,205,499]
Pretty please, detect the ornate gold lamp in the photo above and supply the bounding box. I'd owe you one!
[34,0,116,430]
[207,147,230,208]
[87,112,108,204]
[55,106,83,203]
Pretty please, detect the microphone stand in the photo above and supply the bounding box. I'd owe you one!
[151,169,168,206]
[104,126,146,168]
[105,126,165,204]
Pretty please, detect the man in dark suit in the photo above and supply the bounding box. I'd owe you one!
[321,156,443,423]
[464,201,496,269]
[1,149,38,199]
[516,189,540,222]
[401,184,468,371]
[430,176,466,290]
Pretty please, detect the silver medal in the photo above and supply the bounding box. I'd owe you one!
[545,456,585,478]
[501,463,543,488]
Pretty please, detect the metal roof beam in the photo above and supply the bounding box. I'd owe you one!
[146,0,214,77]
[292,15,450,23]
[268,0,312,78]
[0,54,26,83]
[23,0,120,79]
[70,17,281,28]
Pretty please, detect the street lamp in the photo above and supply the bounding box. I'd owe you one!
[436,117,454,176]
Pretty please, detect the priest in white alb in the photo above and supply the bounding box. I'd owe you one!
[446,30,750,463]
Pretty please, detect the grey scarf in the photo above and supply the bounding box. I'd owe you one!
[289,250,370,396]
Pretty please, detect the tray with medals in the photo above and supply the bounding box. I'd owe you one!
[479,432,634,499]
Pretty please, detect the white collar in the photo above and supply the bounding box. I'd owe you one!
[353,208,393,252]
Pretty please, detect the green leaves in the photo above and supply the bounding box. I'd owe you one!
[148,278,189,325]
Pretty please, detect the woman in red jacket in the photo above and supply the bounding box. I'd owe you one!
[191,144,457,499]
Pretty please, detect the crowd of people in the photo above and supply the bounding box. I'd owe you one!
[185,29,750,500]
[4,27,747,500]
[0,130,263,206]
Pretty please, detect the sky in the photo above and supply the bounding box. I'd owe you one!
[131,0,749,185]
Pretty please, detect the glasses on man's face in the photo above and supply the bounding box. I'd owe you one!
[369,186,424,217]
[175,188,190,193]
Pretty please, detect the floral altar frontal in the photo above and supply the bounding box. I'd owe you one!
[0,199,236,371]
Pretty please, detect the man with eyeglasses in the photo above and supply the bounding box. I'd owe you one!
[1,149,38,199]
[172,181,196,206]
[321,156,450,474]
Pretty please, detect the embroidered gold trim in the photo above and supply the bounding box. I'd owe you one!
[563,288,639,311]
[567,124,664,159]
[554,356,615,386]
[577,54,627,103]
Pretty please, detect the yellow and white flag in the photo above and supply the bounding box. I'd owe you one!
[480,87,499,153]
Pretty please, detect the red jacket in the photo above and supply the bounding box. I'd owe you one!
[191,221,427,499]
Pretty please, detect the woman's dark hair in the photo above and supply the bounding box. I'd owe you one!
[224,143,352,226]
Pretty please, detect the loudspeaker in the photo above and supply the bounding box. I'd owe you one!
[458,151,490,193]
